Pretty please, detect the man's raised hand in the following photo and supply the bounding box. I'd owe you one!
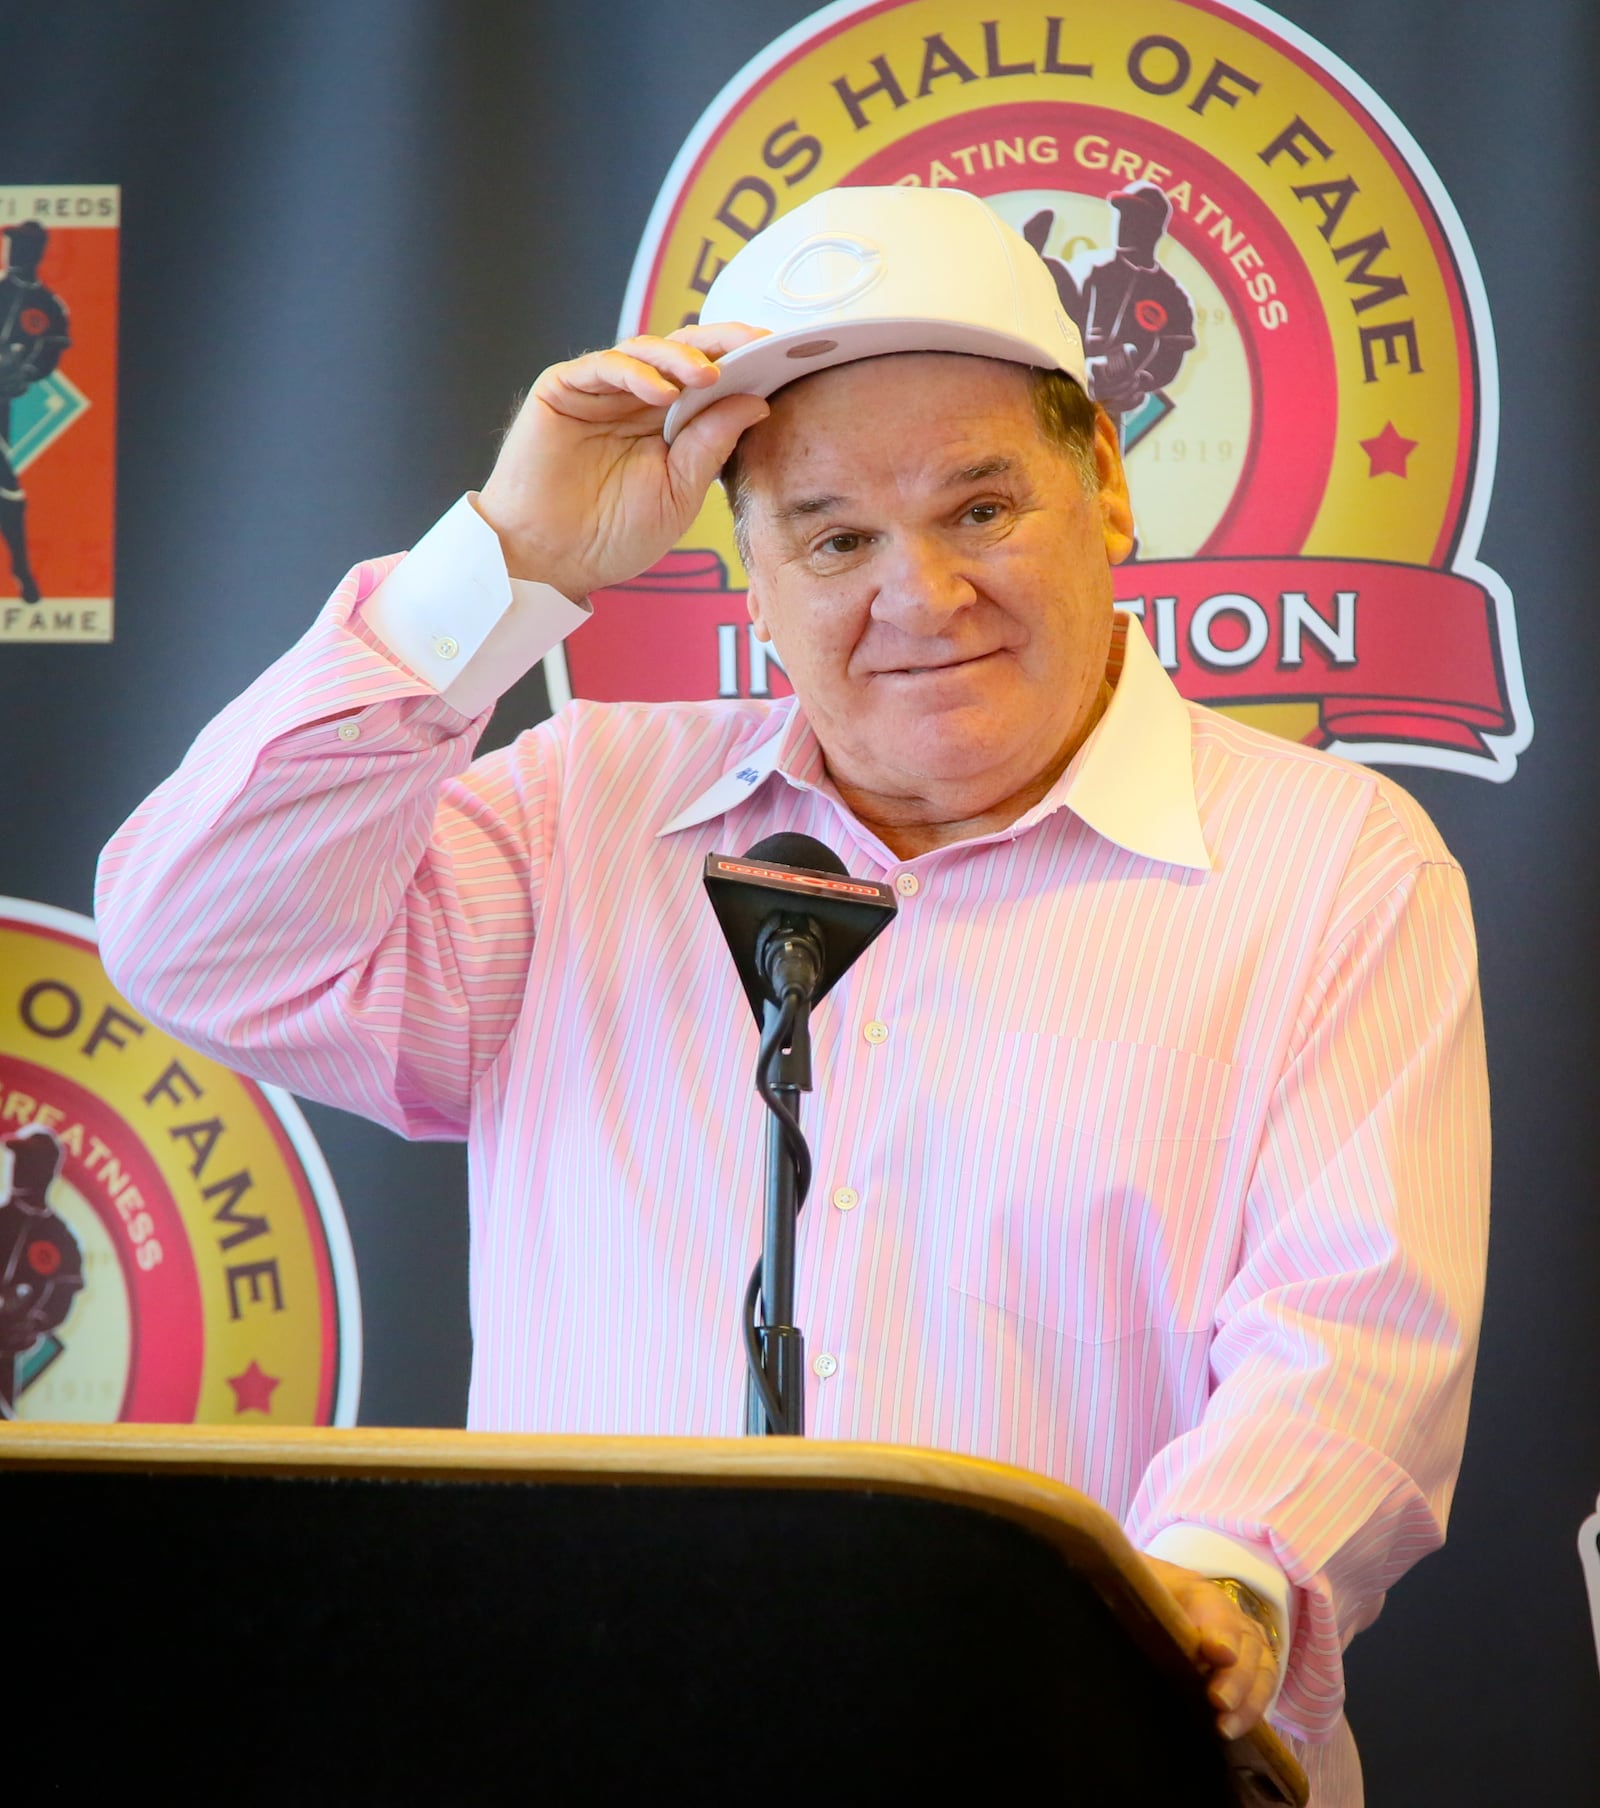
[475,324,771,601]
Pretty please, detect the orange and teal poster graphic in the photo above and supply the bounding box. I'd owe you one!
[0,185,117,644]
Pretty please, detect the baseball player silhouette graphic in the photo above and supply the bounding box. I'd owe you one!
[0,1126,84,1419]
[0,220,72,606]
[1024,181,1196,424]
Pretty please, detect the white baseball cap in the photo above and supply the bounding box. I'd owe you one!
[661,184,1088,443]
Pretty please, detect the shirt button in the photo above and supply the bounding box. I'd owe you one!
[895,872,920,897]
[434,635,460,660]
[863,1020,888,1045]
[812,1352,838,1379]
[831,1185,859,1212]
[336,722,361,742]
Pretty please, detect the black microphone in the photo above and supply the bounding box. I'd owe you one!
[704,832,898,1440]
[703,833,898,1027]
[749,833,841,1010]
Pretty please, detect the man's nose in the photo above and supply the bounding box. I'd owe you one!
[869,533,977,635]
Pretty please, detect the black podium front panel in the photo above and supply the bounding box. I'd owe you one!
[12,1467,1234,1802]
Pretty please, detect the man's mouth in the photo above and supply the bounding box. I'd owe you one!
[887,650,998,677]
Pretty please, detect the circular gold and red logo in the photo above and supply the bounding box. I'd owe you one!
[0,898,360,1425]
[546,0,1527,781]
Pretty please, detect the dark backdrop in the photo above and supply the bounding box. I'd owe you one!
[2,2,1597,1796]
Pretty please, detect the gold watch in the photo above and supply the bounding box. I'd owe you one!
[1207,1576,1282,1661]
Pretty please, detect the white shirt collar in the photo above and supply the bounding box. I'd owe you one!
[656,613,1211,871]
[655,725,796,837]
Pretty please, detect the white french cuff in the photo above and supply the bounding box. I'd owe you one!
[1142,1522,1292,1715]
[360,492,591,718]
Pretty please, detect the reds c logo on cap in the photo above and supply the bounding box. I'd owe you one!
[769,234,886,310]
[545,0,1529,784]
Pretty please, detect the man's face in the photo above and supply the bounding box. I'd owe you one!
[738,352,1132,828]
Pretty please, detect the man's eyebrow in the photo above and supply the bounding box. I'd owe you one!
[772,457,1018,524]
[774,492,848,523]
[944,455,1016,485]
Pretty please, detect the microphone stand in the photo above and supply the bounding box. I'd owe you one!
[704,839,893,1440]
[745,942,818,1437]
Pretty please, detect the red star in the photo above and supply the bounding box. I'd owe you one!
[227,1360,281,1414]
[1359,421,1418,477]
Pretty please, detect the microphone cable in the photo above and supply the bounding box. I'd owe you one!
[743,982,813,1429]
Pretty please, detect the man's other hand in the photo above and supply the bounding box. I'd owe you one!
[1142,1555,1280,1741]
[476,324,771,601]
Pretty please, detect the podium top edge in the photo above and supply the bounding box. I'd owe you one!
[0,1424,1140,1597]
[0,1423,1113,1511]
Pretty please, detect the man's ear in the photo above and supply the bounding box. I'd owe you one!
[1091,407,1136,566]
[746,580,773,644]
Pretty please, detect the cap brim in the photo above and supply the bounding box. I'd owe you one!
[662,318,1077,443]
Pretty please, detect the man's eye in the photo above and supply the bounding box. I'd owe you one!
[967,502,1002,524]
[819,532,864,555]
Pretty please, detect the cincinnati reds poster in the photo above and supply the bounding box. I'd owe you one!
[0,184,118,644]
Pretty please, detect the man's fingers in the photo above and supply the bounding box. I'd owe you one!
[1206,1623,1277,1739]
[587,327,763,392]
[1196,1626,1241,1667]
[1203,1625,1258,1701]
[1140,1560,1279,1743]
[612,334,727,386]
[536,335,725,412]
[527,327,770,424]
[1236,1644,1280,1729]
[665,320,771,359]
[541,348,687,408]
[1180,1580,1248,1661]
[1214,1653,1277,1739]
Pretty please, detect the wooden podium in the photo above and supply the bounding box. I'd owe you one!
[1,1425,1307,1804]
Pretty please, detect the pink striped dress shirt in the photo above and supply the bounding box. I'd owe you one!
[96,528,1488,1805]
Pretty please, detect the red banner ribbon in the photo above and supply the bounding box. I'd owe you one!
[570,552,1510,756]
[1115,558,1509,752]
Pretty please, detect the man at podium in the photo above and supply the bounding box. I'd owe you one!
[97,185,1489,1806]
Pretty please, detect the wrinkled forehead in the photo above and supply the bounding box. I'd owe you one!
[737,350,1046,487]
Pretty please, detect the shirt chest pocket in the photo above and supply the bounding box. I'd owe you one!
[946,1035,1241,1340]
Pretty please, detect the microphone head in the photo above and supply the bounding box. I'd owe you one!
[703,836,897,1027]
[740,833,848,877]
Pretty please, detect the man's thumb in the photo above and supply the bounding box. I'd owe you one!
[667,393,772,503]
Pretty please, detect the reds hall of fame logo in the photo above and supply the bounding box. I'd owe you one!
[546,0,1529,781]
[0,899,360,1425]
